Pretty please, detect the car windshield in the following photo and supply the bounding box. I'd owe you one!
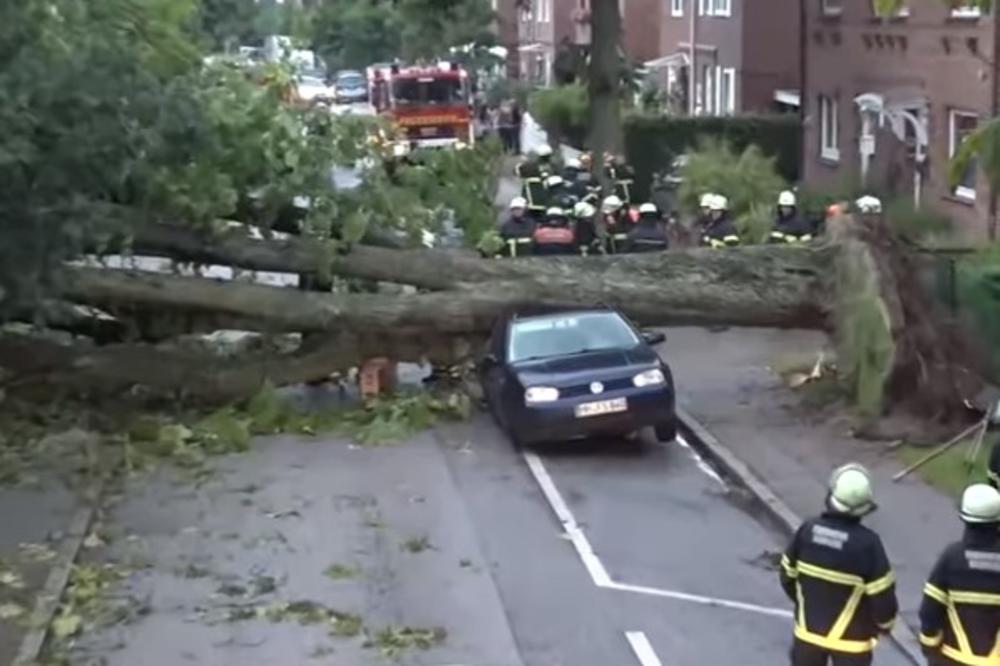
[508,312,640,363]
[392,77,464,105]
[337,73,364,88]
[299,75,325,87]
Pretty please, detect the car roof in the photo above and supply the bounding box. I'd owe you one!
[336,70,363,77]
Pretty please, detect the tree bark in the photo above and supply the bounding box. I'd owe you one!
[63,241,831,336]
[588,0,623,188]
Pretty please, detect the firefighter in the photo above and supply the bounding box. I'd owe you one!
[571,201,599,256]
[624,203,669,253]
[545,174,576,210]
[770,190,815,244]
[919,483,1000,666]
[701,195,741,248]
[562,157,591,200]
[780,463,898,666]
[532,207,577,256]
[695,192,715,232]
[601,194,631,254]
[498,196,536,258]
[516,144,555,179]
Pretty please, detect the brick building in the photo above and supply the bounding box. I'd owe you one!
[803,0,996,241]
[655,0,801,115]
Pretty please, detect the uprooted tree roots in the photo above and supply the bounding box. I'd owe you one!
[0,216,988,422]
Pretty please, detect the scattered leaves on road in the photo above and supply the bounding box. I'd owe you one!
[367,625,447,658]
[323,563,360,580]
[0,568,26,589]
[0,601,26,620]
[401,536,432,554]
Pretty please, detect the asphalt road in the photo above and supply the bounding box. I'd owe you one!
[436,412,915,666]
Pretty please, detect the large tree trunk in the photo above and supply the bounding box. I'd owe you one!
[588,0,623,188]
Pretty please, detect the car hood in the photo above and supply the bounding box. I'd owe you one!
[511,346,659,385]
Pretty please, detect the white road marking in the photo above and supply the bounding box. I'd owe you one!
[609,580,793,618]
[522,450,793,620]
[522,451,612,586]
[625,631,663,666]
[675,434,726,488]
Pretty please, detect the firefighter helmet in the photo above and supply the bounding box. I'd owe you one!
[638,202,658,215]
[535,144,553,158]
[602,195,623,213]
[700,193,715,209]
[545,174,565,188]
[709,194,729,212]
[509,196,527,210]
[960,484,1000,524]
[545,206,565,218]
[778,190,797,207]
[566,157,583,170]
[573,201,596,218]
[855,195,882,214]
[827,463,876,516]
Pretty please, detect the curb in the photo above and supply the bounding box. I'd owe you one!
[676,407,925,666]
[13,484,101,666]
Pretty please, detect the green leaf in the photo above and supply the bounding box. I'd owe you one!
[51,612,82,639]
[0,602,26,621]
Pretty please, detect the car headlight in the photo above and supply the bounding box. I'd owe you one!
[524,386,560,404]
[633,369,666,388]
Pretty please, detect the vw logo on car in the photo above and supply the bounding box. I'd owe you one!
[590,381,604,395]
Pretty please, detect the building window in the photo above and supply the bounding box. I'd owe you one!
[821,0,843,16]
[819,95,839,161]
[951,1,982,18]
[699,0,731,17]
[949,110,979,201]
[718,67,735,114]
[671,0,684,17]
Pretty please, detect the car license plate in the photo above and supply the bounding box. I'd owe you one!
[575,398,627,418]
[420,127,437,136]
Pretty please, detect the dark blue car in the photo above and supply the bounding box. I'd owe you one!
[478,306,677,446]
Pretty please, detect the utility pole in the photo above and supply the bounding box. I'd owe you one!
[688,0,697,115]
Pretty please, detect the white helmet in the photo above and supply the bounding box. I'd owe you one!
[700,193,715,209]
[778,190,796,207]
[855,195,882,214]
[509,196,527,210]
[566,157,582,170]
[536,144,553,158]
[828,463,875,516]
[545,206,565,217]
[602,195,623,213]
[960,483,1000,523]
[392,143,409,158]
[709,194,728,212]
[546,174,564,188]
[638,202,658,215]
[573,201,596,218]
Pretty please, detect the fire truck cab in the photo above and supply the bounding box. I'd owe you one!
[367,62,473,151]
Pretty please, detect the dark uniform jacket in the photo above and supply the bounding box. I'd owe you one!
[498,216,536,257]
[515,158,553,180]
[919,525,1000,665]
[701,215,741,247]
[780,513,898,655]
[772,209,815,240]
[625,218,669,253]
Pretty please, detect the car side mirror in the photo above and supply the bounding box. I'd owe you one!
[642,331,666,346]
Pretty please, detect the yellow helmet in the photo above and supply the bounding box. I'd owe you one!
[827,463,875,516]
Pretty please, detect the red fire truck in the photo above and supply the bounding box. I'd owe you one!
[367,61,473,150]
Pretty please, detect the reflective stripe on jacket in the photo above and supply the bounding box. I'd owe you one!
[919,527,1000,665]
[780,513,898,654]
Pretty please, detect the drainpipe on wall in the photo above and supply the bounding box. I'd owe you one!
[798,0,808,182]
[990,7,999,240]
[688,0,697,115]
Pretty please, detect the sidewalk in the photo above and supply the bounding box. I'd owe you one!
[664,326,963,653]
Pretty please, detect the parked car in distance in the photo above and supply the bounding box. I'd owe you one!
[478,306,676,447]
[333,70,368,104]
[295,70,332,104]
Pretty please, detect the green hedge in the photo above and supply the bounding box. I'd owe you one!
[624,114,801,201]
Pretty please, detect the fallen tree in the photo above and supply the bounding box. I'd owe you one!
[0,213,987,423]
